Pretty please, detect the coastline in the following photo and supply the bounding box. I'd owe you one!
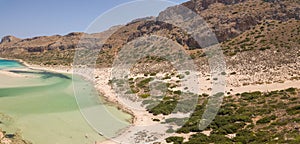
[1,58,300,144]
[0,58,137,144]
[0,57,73,75]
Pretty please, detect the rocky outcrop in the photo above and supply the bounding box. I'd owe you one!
[107,0,300,49]
[182,0,247,11]
[0,36,20,44]
[0,129,31,144]
[156,0,300,42]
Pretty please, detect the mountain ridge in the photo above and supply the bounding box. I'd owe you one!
[0,0,299,67]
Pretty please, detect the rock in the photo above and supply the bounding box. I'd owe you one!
[0,131,4,139]
[0,35,20,44]
[5,134,15,139]
[1,138,12,144]
[65,32,84,37]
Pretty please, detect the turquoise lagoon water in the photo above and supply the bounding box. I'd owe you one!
[0,59,131,144]
[0,59,24,69]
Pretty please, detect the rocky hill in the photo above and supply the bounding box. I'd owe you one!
[0,0,299,82]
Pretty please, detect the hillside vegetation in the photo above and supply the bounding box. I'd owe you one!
[167,88,300,143]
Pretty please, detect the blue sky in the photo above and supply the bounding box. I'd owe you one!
[0,0,188,39]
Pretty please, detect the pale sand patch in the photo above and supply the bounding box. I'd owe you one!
[27,64,73,75]
[225,133,236,139]
[0,131,4,139]
[0,138,12,144]
[0,70,25,78]
[227,80,300,95]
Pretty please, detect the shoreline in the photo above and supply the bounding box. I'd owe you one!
[0,57,73,75]
[0,58,137,144]
[1,58,300,144]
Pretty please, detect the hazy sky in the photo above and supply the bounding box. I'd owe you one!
[0,0,188,39]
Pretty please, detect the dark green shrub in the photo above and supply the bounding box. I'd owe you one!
[257,115,276,124]
[271,120,288,126]
[173,90,182,95]
[233,130,256,143]
[150,73,157,76]
[241,91,261,101]
[152,118,160,122]
[137,77,153,88]
[185,71,190,75]
[216,122,245,134]
[286,88,296,93]
[209,134,232,143]
[184,133,209,144]
[139,93,150,98]
[287,105,300,115]
[176,74,185,79]
[166,136,184,144]
[221,72,226,75]
[148,100,178,115]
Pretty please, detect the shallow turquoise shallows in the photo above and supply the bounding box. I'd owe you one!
[0,59,24,69]
[0,59,131,144]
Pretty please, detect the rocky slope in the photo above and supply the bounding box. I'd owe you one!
[0,0,298,59]
[0,0,299,83]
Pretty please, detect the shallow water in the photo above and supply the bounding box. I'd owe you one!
[0,60,131,144]
[0,59,24,69]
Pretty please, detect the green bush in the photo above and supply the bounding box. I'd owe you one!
[173,90,182,95]
[233,115,252,122]
[150,73,157,76]
[257,115,276,124]
[216,122,246,134]
[233,130,256,143]
[259,46,271,51]
[176,74,185,79]
[209,134,232,143]
[137,78,153,88]
[286,87,296,92]
[287,105,300,115]
[241,91,261,101]
[139,93,150,98]
[166,136,184,144]
[184,133,209,144]
[152,118,160,122]
[271,120,288,126]
[148,100,178,115]
[177,105,205,133]
[185,71,190,75]
[218,107,234,115]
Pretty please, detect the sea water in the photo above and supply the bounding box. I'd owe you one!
[0,59,131,144]
[0,59,24,70]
